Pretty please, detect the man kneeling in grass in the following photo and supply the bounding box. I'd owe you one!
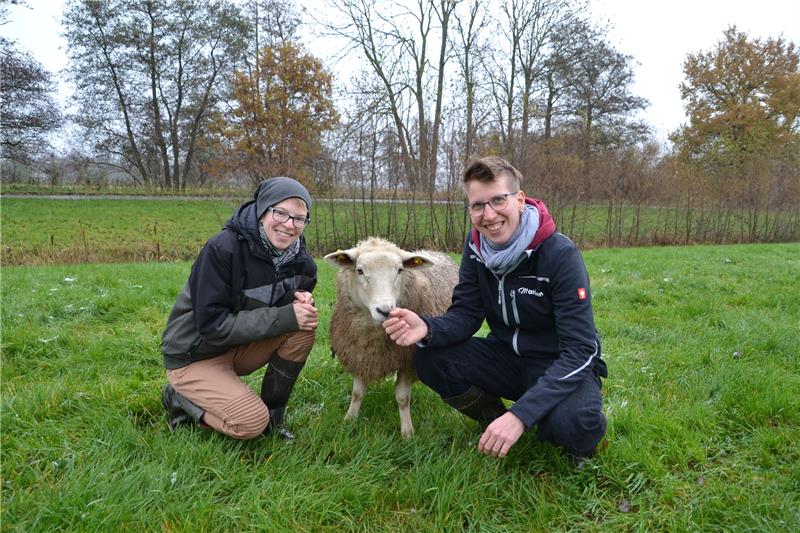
[383,156,607,460]
[160,177,319,440]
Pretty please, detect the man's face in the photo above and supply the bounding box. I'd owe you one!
[261,197,308,251]
[465,175,525,246]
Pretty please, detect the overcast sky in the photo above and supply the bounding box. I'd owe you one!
[3,0,799,145]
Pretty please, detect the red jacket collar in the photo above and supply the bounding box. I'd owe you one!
[470,196,556,252]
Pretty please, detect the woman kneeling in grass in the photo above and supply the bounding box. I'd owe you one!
[160,177,318,440]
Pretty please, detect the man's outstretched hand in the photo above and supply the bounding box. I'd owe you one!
[478,411,525,458]
[382,308,428,346]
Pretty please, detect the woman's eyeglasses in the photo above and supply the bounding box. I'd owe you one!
[268,207,310,228]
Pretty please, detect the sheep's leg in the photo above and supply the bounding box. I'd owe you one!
[345,375,366,420]
[395,370,414,438]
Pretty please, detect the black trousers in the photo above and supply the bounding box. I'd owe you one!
[414,335,606,454]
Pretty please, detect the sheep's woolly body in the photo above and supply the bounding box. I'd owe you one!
[330,310,413,383]
[330,237,458,383]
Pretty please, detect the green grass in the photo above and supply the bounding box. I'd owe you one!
[0,197,244,265]
[2,243,799,531]
[4,197,799,266]
[0,197,471,264]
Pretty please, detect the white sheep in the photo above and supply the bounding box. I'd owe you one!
[324,237,459,438]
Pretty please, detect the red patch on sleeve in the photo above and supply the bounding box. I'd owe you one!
[577,288,587,300]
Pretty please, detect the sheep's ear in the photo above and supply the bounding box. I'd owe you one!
[399,251,434,269]
[324,248,358,268]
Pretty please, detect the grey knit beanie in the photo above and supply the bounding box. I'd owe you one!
[254,177,313,219]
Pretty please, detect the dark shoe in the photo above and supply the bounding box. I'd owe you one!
[566,439,607,468]
[566,448,595,470]
[162,384,205,431]
[264,406,295,440]
[443,386,507,429]
[260,356,306,440]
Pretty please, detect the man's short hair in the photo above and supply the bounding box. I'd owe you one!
[462,156,523,193]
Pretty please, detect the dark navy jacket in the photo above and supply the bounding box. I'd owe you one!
[161,202,317,369]
[422,198,606,428]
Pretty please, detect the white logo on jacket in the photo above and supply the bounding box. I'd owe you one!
[517,287,544,297]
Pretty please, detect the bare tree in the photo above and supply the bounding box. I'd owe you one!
[326,0,457,193]
[452,0,489,163]
[482,0,577,158]
[483,0,523,156]
[246,0,302,82]
[540,14,588,140]
[62,0,249,189]
[517,0,574,146]
[253,0,302,46]
[0,38,62,165]
[562,29,649,157]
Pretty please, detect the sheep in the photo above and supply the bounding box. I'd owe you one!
[324,237,459,438]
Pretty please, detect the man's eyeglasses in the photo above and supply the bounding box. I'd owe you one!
[464,192,518,216]
[268,207,310,228]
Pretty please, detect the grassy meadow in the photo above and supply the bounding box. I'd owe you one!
[0,197,470,264]
[5,196,798,266]
[2,241,799,531]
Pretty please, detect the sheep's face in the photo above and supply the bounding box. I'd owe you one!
[325,243,433,324]
[352,251,405,322]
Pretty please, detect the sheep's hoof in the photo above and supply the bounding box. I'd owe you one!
[401,427,414,439]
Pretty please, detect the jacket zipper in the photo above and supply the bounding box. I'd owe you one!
[510,288,521,355]
[510,289,520,324]
[498,275,509,326]
[269,265,282,306]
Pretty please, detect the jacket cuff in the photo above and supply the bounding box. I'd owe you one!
[508,405,537,431]
[415,317,434,348]
[276,303,299,333]
[415,334,431,348]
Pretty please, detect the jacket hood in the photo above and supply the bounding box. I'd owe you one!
[224,202,265,256]
[470,196,557,252]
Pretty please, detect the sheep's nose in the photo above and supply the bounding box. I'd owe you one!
[376,305,395,319]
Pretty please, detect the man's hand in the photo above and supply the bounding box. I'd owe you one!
[382,308,428,346]
[478,411,525,458]
[293,301,318,331]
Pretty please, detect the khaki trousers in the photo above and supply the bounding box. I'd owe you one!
[166,330,315,439]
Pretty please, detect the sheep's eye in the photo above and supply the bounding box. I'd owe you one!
[356,268,364,275]
[397,267,404,273]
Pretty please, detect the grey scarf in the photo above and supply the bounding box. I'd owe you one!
[480,204,539,276]
[258,223,301,268]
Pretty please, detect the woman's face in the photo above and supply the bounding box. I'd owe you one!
[466,176,525,246]
[260,197,309,251]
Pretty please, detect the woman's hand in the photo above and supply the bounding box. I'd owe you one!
[293,290,314,305]
[293,301,318,331]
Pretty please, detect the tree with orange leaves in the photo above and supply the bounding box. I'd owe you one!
[672,27,800,235]
[675,27,799,166]
[211,41,338,187]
